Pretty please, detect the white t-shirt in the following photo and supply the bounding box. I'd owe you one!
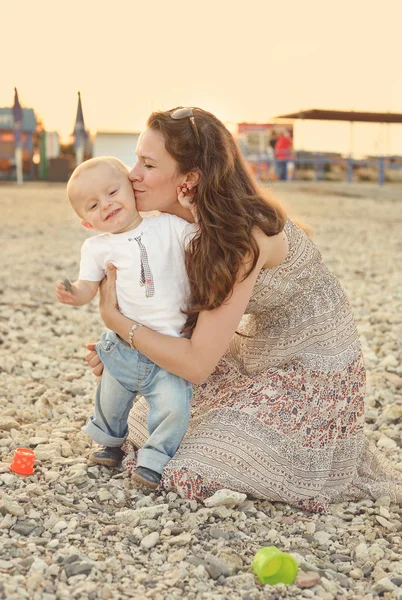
[79,213,197,337]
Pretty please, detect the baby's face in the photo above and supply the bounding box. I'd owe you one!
[72,164,140,234]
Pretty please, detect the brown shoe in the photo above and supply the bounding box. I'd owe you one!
[89,446,124,467]
[131,467,161,489]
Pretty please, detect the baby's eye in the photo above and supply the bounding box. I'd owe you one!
[109,189,118,196]
[90,203,98,210]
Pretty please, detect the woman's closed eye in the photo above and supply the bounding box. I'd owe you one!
[144,163,154,169]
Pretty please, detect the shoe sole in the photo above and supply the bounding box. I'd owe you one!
[131,472,160,489]
[88,456,120,467]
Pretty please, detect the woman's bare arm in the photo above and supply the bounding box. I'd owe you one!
[100,229,270,384]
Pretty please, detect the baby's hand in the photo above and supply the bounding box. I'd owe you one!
[177,183,196,210]
[56,279,76,305]
[177,184,198,222]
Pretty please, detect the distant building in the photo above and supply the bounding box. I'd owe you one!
[0,107,37,180]
[93,131,140,169]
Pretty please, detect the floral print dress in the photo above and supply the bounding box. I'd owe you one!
[123,220,402,513]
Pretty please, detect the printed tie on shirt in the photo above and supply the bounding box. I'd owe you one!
[134,236,155,297]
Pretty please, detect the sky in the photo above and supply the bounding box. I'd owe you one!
[2,0,401,157]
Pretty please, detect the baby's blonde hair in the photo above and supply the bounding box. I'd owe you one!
[67,157,129,216]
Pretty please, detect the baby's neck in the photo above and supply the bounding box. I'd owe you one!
[111,214,143,234]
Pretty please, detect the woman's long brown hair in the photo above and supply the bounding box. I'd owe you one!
[147,107,287,334]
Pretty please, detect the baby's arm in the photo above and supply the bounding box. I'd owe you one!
[56,279,100,306]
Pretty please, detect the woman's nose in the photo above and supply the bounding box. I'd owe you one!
[129,162,141,181]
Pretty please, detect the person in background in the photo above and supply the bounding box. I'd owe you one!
[274,129,293,181]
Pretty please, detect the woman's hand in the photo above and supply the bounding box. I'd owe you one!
[99,263,120,328]
[85,343,104,377]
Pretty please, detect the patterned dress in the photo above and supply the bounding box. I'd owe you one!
[123,219,402,513]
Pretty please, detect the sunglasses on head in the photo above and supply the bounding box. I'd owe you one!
[170,107,201,146]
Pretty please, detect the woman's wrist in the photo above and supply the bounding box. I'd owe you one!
[128,322,144,349]
[102,308,131,340]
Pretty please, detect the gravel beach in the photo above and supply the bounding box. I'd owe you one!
[1,181,401,600]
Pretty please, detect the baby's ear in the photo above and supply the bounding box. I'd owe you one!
[81,221,94,230]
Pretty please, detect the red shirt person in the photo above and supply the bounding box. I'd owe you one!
[274,131,292,161]
[274,131,293,180]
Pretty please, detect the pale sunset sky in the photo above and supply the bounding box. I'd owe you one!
[1,0,401,157]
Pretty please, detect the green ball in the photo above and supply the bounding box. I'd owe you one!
[252,546,298,585]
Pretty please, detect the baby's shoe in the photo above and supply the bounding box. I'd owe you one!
[131,467,161,489]
[89,446,124,467]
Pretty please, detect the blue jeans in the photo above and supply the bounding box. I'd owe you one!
[84,330,192,474]
[277,160,288,181]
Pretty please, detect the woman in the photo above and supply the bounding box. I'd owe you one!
[86,107,402,513]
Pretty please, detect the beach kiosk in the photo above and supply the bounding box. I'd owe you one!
[0,107,36,180]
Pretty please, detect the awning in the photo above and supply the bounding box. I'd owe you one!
[274,109,402,124]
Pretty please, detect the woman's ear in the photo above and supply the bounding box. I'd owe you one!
[184,169,202,188]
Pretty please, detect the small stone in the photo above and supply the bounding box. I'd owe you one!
[29,559,48,574]
[375,496,391,508]
[203,489,247,508]
[35,444,62,460]
[372,578,397,594]
[0,357,17,374]
[167,532,192,546]
[140,532,159,549]
[29,437,49,445]
[379,355,398,368]
[349,568,364,579]
[168,549,187,563]
[46,564,60,576]
[0,513,16,529]
[320,577,339,595]
[44,471,60,483]
[379,505,391,519]
[204,555,236,579]
[98,488,113,502]
[115,504,169,524]
[295,571,321,588]
[64,561,93,578]
[376,515,397,530]
[51,519,68,533]
[65,469,88,485]
[0,498,25,517]
[0,473,17,486]
[377,436,397,450]
[209,527,230,540]
[383,372,402,388]
[368,543,385,563]
[354,542,369,561]
[13,520,38,536]
[314,530,331,545]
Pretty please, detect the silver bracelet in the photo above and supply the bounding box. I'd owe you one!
[128,323,143,349]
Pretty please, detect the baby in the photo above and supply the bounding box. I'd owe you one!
[56,157,194,489]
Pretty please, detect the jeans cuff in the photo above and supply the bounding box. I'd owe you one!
[83,417,126,447]
[136,448,170,474]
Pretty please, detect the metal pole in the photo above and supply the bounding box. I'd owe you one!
[379,155,385,186]
[15,146,23,185]
[76,146,84,166]
[347,121,354,183]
